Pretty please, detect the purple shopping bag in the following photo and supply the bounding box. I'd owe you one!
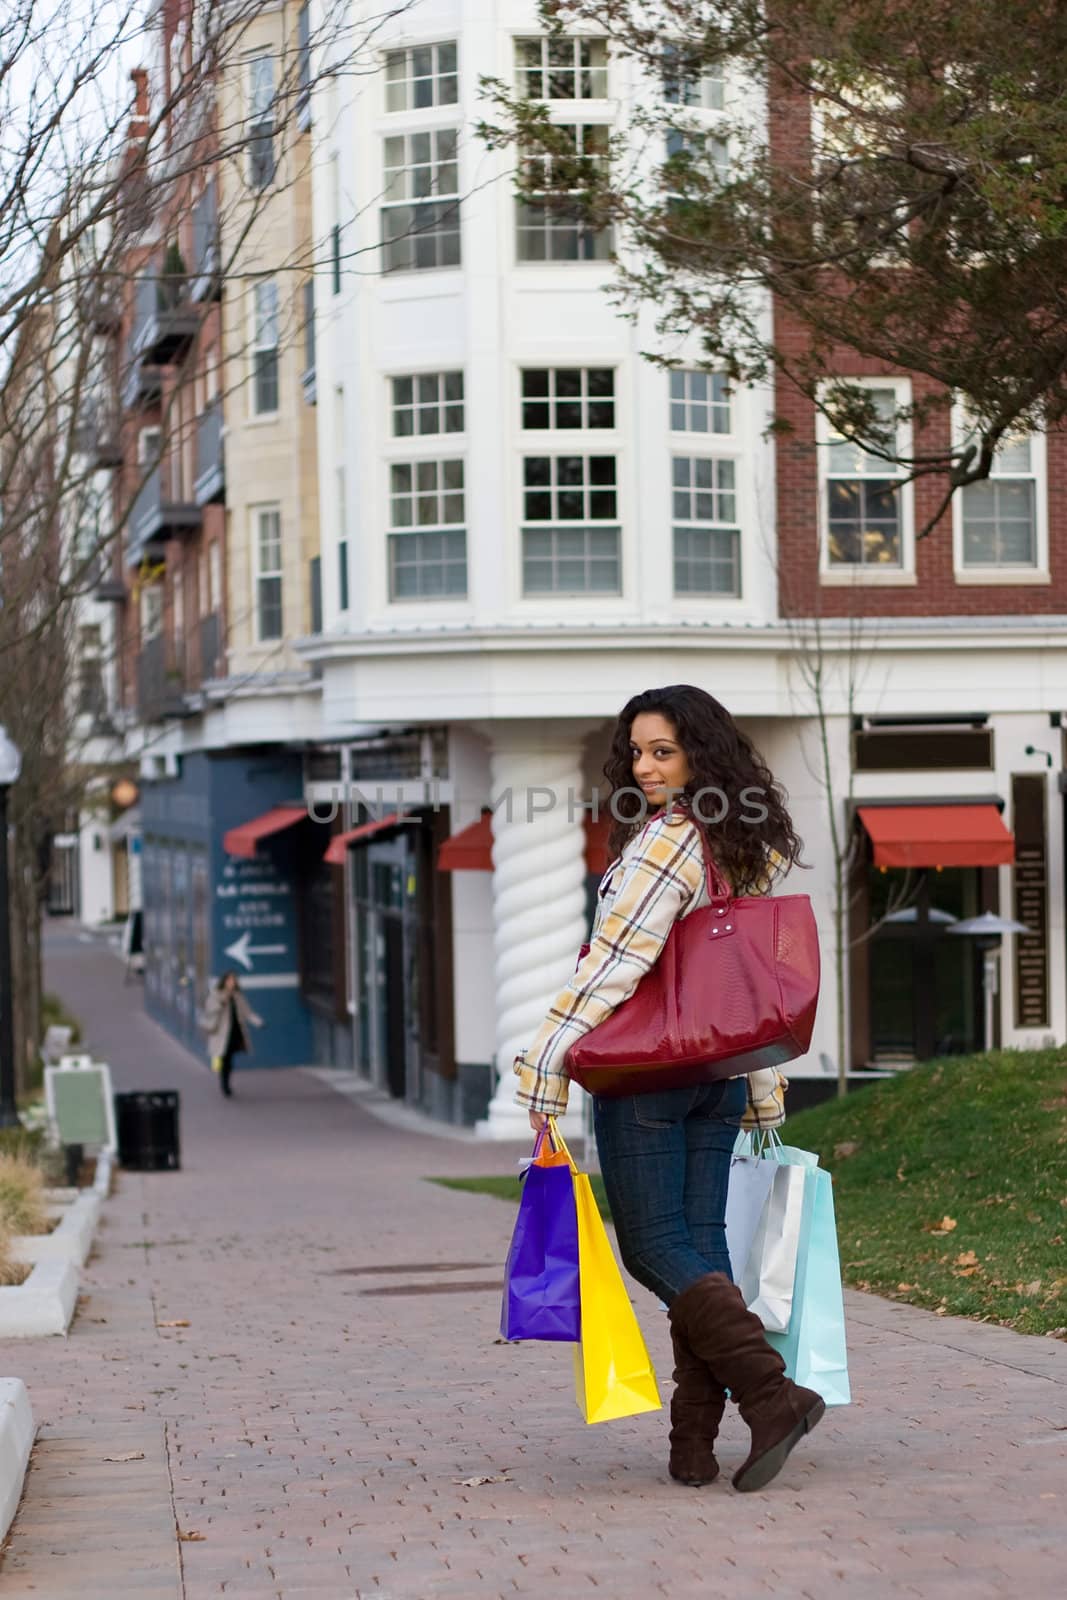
[500,1137,580,1342]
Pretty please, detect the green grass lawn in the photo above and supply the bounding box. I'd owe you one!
[430,1047,1067,1336]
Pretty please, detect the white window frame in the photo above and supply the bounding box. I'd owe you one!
[247,54,275,190]
[671,455,742,598]
[381,127,461,274]
[951,407,1049,584]
[386,457,467,602]
[390,371,465,437]
[668,369,731,436]
[520,367,616,431]
[250,279,280,417]
[137,426,162,465]
[516,35,609,102]
[520,452,622,596]
[515,120,612,265]
[141,584,163,639]
[817,377,916,585]
[252,505,283,641]
[383,40,459,114]
[662,46,726,111]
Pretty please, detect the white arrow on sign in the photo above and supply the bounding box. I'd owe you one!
[224,930,288,972]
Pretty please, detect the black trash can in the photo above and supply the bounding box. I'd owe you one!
[114,1090,181,1171]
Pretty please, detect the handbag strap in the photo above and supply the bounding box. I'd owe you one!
[668,803,732,904]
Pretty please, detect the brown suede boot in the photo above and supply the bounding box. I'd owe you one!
[668,1325,725,1486]
[670,1272,825,1493]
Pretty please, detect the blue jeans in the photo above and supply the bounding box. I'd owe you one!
[593,1077,748,1306]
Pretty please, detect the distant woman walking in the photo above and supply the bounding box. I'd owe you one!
[200,972,263,1098]
[515,684,825,1492]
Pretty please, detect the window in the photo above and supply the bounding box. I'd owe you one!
[521,368,614,429]
[823,386,906,570]
[669,370,730,434]
[665,127,728,182]
[671,457,740,596]
[142,584,163,638]
[337,466,349,610]
[248,56,275,189]
[138,426,162,464]
[522,455,620,594]
[254,507,283,639]
[388,460,467,599]
[384,41,458,112]
[381,129,461,272]
[391,372,464,436]
[330,152,342,294]
[517,123,611,262]
[517,36,607,100]
[251,280,279,414]
[662,45,725,110]
[208,541,221,612]
[960,432,1040,570]
[302,279,315,376]
[297,4,311,127]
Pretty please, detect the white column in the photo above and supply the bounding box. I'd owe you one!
[476,726,589,1141]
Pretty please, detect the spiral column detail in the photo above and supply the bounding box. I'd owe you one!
[475,732,589,1139]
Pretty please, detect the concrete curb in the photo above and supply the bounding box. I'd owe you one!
[0,1260,79,1338]
[0,1379,34,1541]
[10,1192,101,1270]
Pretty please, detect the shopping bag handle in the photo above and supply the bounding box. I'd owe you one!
[735,1128,785,1162]
[546,1117,579,1173]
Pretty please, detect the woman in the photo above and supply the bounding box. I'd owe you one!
[200,971,263,1098]
[515,684,824,1492]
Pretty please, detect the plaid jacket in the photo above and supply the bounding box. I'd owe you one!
[514,811,784,1117]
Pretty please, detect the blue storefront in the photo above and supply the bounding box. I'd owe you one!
[140,751,315,1067]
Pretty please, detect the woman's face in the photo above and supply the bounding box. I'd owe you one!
[629,713,692,809]
[222,974,237,995]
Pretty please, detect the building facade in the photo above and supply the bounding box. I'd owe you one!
[69,2,1066,1130]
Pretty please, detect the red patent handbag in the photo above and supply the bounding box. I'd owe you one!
[563,829,820,1099]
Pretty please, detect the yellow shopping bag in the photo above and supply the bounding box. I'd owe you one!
[550,1121,661,1425]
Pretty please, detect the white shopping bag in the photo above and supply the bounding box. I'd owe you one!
[739,1158,808,1332]
[725,1151,776,1280]
[727,1133,816,1334]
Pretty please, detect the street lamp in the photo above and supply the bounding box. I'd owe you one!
[947,911,1031,1054]
[0,725,23,1130]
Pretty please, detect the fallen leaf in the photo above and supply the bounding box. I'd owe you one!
[955,1251,979,1267]
[453,1474,512,1488]
[954,1266,980,1278]
[156,1319,190,1329]
[1021,1280,1043,1297]
[926,1216,958,1235]
[896,1283,914,1292]
[834,1141,860,1160]
[102,1451,144,1463]
[178,1530,206,1542]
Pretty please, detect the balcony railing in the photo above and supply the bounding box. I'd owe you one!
[126,463,201,568]
[129,269,199,366]
[199,611,222,681]
[193,400,225,504]
[138,634,189,724]
[191,182,221,302]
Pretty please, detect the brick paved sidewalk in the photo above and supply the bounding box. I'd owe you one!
[0,925,1065,1599]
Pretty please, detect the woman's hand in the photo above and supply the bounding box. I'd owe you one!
[529,1110,551,1135]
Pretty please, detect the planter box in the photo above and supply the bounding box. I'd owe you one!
[11,1192,101,1269]
[0,1259,79,1337]
[0,1379,34,1540]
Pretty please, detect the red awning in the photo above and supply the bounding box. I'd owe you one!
[324,812,408,866]
[437,812,616,875]
[223,805,307,859]
[857,804,1014,869]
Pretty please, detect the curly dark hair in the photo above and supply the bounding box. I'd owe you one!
[603,684,804,892]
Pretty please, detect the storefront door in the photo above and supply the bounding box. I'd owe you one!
[868,868,983,1063]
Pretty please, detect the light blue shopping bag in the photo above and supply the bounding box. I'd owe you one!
[765,1160,851,1407]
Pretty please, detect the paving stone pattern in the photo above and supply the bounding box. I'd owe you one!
[0,927,1065,1598]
